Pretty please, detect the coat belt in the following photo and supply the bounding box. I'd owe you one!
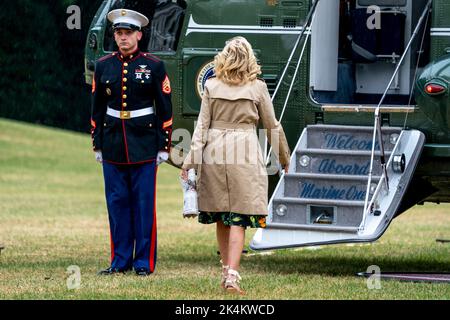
[210,121,255,130]
[107,107,154,119]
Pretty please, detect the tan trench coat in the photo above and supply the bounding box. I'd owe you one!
[182,78,290,216]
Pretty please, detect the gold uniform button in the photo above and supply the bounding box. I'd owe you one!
[149,124,153,128]
[123,95,127,99]
[123,78,128,82]
[165,147,168,150]
[165,131,169,134]
[123,70,128,75]
[104,123,107,127]
[166,139,169,142]
[123,86,127,91]
[123,103,127,108]
[124,63,128,67]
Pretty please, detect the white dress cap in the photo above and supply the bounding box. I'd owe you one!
[107,9,149,30]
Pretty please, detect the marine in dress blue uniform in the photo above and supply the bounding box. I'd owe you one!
[91,9,173,276]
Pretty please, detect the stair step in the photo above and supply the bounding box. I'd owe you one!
[273,197,365,207]
[297,148,392,156]
[266,222,359,233]
[295,149,391,175]
[285,173,381,181]
[306,125,401,152]
[271,197,364,227]
[284,173,379,201]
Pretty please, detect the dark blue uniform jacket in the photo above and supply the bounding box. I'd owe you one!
[91,50,173,164]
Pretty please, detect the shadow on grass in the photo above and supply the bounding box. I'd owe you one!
[163,249,450,278]
[247,255,450,277]
[3,245,449,279]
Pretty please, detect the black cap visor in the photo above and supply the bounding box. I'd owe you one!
[113,22,141,31]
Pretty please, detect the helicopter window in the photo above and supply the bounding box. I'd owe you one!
[147,0,185,52]
[103,0,186,53]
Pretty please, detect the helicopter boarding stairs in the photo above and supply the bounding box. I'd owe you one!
[250,124,425,250]
[250,0,431,250]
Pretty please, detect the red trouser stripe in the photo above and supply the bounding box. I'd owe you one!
[110,230,115,264]
[149,166,158,273]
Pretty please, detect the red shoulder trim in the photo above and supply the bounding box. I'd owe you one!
[141,52,161,63]
[98,53,116,62]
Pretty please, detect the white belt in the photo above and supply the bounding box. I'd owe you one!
[107,107,154,120]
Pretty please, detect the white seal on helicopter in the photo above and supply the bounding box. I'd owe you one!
[196,60,215,98]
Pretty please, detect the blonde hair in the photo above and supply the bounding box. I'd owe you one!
[214,36,262,85]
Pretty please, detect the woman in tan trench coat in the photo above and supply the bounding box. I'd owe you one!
[181,36,290,294]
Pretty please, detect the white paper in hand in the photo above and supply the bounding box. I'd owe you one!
[180,169,199,218]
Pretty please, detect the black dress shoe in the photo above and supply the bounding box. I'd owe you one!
[135,268,151,276]
[97,267,129,275]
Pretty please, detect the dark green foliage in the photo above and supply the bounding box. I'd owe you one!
[0,0,103,132]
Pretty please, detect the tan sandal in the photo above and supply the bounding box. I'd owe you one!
[225,268,245,295]
[219,260,229,289]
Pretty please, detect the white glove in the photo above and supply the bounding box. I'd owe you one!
[156,151,169,166]
[94,150,103,163]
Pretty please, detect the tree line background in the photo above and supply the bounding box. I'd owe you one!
[0,0,103,133]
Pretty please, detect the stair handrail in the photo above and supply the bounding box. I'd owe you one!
[360,0,433,232]
[270,0,320,104]
[265,0,320,167]
[265,14,316,167]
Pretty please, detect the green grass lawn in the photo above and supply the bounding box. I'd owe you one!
[0,118,449,300]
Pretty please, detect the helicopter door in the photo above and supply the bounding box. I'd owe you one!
[310,0,339,93]
[309,0,430,106]
[351,1,407,96]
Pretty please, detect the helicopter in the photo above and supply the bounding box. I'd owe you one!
[85,0,449,250]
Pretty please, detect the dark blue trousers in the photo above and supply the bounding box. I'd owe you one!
[102,162,158,273]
